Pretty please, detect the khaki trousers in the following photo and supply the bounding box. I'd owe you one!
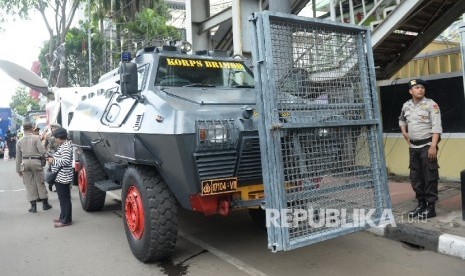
[21,160,48,201]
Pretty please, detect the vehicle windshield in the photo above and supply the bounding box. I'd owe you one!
[155,57,255,88]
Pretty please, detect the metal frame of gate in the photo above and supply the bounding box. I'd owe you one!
[250,11,391,252]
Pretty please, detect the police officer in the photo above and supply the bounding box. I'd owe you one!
[399,79,442,219]
[16,122,52,213]
[44,123,61,154]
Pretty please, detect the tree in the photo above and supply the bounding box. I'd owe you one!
[0,0,83,87]
[65,26,106,86]
[38,25,105,86]
[89,0,180,69]
[1,0,180,87]
[9,86,41,117]
[128,7,180,43]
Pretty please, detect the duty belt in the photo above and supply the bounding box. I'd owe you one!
[23,156,42,160]
[410,137,437,146]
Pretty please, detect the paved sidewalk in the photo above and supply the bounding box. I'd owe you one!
[369,179,465,260]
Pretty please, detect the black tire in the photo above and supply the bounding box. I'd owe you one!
[122,165,178,263]
[72,170,78,186]
[249,208,267,230]
[78,150,106,211]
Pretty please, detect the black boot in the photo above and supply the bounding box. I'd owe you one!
[42,199,52,210]
[419,202,436,219]
[29,201,37,213]
[408,200,426,218]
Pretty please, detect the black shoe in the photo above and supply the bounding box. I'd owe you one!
[28,201,37,213]
[408,201,426,218]
[42,199,52,210]
[419,202,436,219]
[48,183,54,191]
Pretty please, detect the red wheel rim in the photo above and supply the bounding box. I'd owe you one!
[78,167,87,197]
[125,186,144,239]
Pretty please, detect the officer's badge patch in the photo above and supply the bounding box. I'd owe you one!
[433,104,439,114]
[410,80,417,86]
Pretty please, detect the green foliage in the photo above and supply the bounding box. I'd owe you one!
[38,25,105,86]
[4,0,179,86]
[38,40,51,78]
[0,0,36,21]
[9,86,41,116]
[65,26,105,85]
[125,7,180,42]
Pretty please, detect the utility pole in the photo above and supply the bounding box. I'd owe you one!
[87,0,93,86]
[110,0,115,68]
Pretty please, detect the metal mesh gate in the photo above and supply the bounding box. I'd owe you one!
[250,11,391,252]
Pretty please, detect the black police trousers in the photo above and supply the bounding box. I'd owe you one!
[55,182,72,224]
[409,145,439,203]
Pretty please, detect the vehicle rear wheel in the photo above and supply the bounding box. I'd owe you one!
[122,165,178,262]
[78,150,106,211]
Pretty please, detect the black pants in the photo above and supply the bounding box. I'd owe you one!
[8,146,15,159]
[409,146,439,203]
[55,183,72,224]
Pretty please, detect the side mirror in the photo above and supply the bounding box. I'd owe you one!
[119,63,138,96]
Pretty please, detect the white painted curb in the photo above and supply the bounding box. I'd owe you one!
[438,234,465,260]
[366,219,393,236]
[366,223,387,236]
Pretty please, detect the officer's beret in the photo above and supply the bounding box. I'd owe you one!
[50,123,61,128]
[409,79,428,88]
[52,127,68,140]
[23,122,34,130]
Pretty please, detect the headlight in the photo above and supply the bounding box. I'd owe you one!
[207,124,228,143]
[196,119,238,151]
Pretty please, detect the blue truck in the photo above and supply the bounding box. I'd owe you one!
[0,107,12,141]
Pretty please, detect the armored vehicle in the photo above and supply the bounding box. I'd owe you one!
[69,42,263,262]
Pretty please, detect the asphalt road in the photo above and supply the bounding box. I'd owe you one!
[1,159,464,276]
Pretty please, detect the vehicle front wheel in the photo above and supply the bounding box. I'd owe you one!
[78,150,106,211]
[122,165,178,262]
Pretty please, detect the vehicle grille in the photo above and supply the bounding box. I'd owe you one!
[236,137,262,183]
[194,151,237,181]
[194,137,263,184]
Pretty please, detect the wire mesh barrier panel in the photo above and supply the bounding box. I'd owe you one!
[251,12,391,252]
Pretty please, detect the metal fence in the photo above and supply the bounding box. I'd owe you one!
[251,11,391,252]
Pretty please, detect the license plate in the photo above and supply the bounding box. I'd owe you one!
[201,177,238,195]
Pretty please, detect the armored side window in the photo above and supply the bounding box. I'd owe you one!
[104,87,119,99]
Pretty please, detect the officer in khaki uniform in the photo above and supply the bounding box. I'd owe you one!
[399,79,442,219]
[16,122,52,213]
